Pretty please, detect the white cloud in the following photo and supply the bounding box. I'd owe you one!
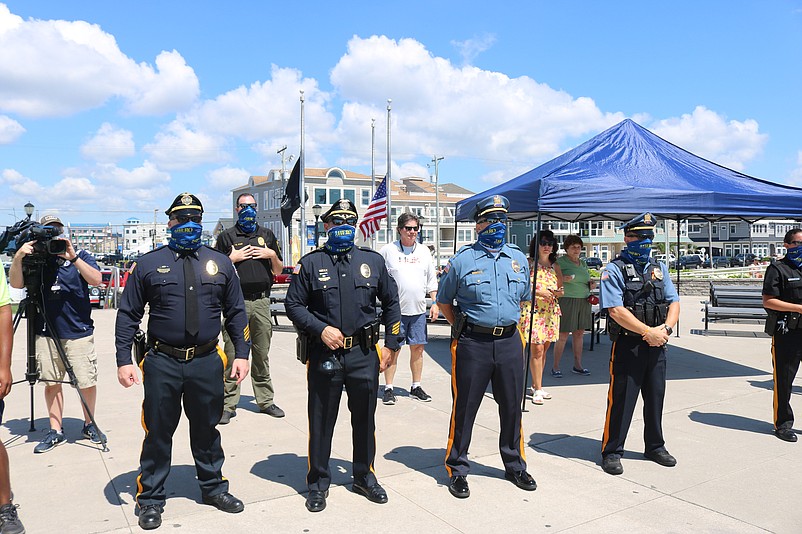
[51,176,97,200]
[788,151,802,187]
[649,106,767,171]
[206,166,251,190]
[0,114,24,143]
[81,123,135,163]
[143,121,229,170]
[1,168,45,198]
[451,34,497,66]
[330,36,623,173]
[0,4,198,118]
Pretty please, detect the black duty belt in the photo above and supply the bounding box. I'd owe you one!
[465,323,517,337]
[149,338,218,361]
[243,290,269,301]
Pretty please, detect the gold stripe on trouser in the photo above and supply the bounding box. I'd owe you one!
[444,338,459,477]
[600,341,617,451]
[306,359,311,477]
[217,345,228,377]
[136,355,147,504]
[772,336,779,429]
[518,329,527,462]
[370,341,381,476]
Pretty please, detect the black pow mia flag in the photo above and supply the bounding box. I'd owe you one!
[280,159,306,227]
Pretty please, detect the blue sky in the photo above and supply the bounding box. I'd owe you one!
[1,1,801,228]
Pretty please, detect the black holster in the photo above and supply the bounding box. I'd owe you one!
[361,321,381,352]
[451,312,468,340]
[296,329,311,364]
[133,330,147,365]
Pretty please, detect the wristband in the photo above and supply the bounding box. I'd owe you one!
[641,327,650,337]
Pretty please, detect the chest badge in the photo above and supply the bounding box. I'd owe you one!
[511,260,521,273]
[206,260,219,276]
[258,236,265,246]
[360,264,371,278]
[157,266,170,274]
[652,268,663,280]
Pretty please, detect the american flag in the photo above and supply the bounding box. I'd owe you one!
[359,175,388,240]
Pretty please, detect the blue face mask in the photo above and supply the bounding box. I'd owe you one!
[168,221,203,252]
[621,238,653,266]
[477,222,506,249]
[785,245,802,268]
[237,206,257,234]
[324,224,356,254]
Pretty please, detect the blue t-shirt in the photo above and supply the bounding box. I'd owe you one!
[36,249,98,339]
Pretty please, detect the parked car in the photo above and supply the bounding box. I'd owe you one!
[702,256,731,268]
[653,254,676,266]
[274,266,294,284]
[88,285,102,307]
[677,254,704,269]
[731,253,757,267]
[584,257,603,269]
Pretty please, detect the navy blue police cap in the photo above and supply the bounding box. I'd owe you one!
[321,198,358,222]
[620,212,657,234]
[166,192,203,218]
[473,194,509,221]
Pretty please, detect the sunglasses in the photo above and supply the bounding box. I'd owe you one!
[402,226,419,231]
[788,241,802,246]
[331,216,357,226]
[539,241,555,247]
[625,232,651,239]
[173,215,202,224]
[478,217,505,225]
[238,202,257,209]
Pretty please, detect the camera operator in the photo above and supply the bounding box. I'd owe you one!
[8,214,105,454]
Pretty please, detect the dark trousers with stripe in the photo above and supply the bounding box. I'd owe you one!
[445,329,527,477]
[306,344,379,492]
[772,329,802,430]
[137,349,228,508]
[601,335,667,458]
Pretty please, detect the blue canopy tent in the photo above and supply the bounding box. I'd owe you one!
[455,118,802,223]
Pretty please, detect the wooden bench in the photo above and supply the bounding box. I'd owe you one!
[704,284,766,330]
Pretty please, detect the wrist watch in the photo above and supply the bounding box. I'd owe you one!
[665,325,673,335]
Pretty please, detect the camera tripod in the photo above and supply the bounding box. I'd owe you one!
[11,257,108,452]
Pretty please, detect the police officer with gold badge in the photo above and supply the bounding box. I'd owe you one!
[437,195,536,499]
[115,193,251,530]
[762,227,802,442]
[285,198,403,513]
[599,212,680,476]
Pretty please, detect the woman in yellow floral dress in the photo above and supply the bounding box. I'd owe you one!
[519,230,563,405]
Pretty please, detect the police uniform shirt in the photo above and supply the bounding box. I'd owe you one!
[115,245,249,367]
[285,247,403,350]
[37,249,99,340]
[436,242,530,327]
[215,224,282,295]
[599,257,679,310]
[762,257,802,301]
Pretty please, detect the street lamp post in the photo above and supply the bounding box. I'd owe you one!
[24,202,34,219]
[430,155,443,268]
[312,204,322,248]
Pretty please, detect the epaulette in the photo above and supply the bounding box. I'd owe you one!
[505,242,523,251]
[358,246,382,256]
[454,243,473,256]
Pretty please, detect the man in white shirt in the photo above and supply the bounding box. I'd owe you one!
[379,213,439,404]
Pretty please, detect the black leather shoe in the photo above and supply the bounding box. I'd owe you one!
[448,475,470,498]
[775,428,798,442]
[352,479,388,504]
[644,449,677,467]
[202,492,244,513]
[138,505,162,530]
[504,470,537,491]
[305,490,328,512]
[219,410,235,425]
[602,454,624,475]
[261,404,286,418]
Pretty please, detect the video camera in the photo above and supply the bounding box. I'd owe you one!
[0,218,67,257]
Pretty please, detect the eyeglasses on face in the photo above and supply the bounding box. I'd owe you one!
[478,217,504,225]
[788,240,802,246]
[172,215,202,224]
[238,202,257,209]
[625,232,650,239]
[402,226,419,231]
[539,241,555,247]
[331,216,358,226]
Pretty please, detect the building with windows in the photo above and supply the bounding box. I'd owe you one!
[227,167,475,266]
[687,218,801,259]
[122,217,168,256]
[68,223,119,255]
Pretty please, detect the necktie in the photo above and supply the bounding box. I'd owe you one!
[184,255,199,340]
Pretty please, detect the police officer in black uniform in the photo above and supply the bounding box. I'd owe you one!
[285,198,403,513]
[762,227,802,442]
[215,192,284,423]
[115,193,251,530]
[599,212,680,476]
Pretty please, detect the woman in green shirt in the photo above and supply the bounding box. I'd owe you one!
[553,235,595,377]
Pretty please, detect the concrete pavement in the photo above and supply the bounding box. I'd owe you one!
[1,295,798,533]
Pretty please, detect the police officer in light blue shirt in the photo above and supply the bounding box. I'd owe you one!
[437,194,536,499]
[599,212,680,477]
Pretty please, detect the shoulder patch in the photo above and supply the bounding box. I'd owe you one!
[292,264,302,275]
[600,270,609,280]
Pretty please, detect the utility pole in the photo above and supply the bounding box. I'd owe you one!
[277,145,293,263]
[152,209,158,250]
[431,155,444,268]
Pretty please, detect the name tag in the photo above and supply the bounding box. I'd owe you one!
[789,277,801,281]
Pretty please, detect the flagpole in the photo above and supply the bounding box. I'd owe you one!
[300,90,306,256]
[370,117,376,249]
[386,99,392,239]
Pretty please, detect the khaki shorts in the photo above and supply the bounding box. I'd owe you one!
[36,335,98,389]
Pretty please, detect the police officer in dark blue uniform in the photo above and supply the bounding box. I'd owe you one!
[436,194,536,499]
[285,198,403,513]
[599,212,680,476]
[115,193,251,530]
[762,227,802,442]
